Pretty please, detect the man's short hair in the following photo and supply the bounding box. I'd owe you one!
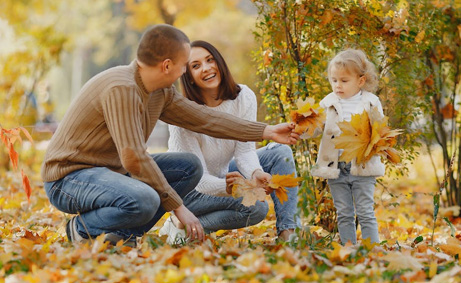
[137,24,190,66]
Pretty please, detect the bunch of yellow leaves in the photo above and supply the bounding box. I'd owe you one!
[332,107,402,165]
[290,97,325,137]
[231,174,303,207]
[268,173,303,204]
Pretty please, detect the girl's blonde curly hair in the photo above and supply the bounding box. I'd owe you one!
[327,49,379,93]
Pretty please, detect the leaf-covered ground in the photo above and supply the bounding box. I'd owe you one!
[1,151,461,283]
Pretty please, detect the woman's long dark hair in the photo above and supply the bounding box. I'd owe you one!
[180,40,240,105]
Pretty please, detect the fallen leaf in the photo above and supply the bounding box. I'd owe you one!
[166,247,189,266]
[382,251,424,271]
[439,237,461,256]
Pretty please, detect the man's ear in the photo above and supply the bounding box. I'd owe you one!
[162,59,172,74]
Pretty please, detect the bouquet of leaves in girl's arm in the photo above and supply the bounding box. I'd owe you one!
[332,107,402,165]
[0,125,34,201]
[289,97,326,138]
[231,173,303,207]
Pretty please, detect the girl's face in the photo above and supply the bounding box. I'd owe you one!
[329,65,365,99]
[188,47,221,94]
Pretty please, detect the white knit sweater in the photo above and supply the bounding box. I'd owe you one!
[168,85,263,196]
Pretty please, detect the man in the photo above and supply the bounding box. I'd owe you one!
[41,24,299,247]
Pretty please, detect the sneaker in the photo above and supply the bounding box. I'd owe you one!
[66,216,137,248]
[104,233,137,248]
[158,217,187,245]
[66,216,89,244]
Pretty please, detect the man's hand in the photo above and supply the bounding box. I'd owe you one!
[263,123,300,145]
[226,171,244,194]
[173,204,204,242]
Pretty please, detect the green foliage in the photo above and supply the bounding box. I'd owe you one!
[252,0,455,229]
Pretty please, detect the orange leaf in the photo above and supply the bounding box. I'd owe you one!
[274,186,289,204]
[166,247,189,266]
[290,97,325,137]
[9,143,18,170]
[0,127,8,147]
[320,10,333,25]
[440,103,459,119]
[263,50,272,67]
[21,169,32,202]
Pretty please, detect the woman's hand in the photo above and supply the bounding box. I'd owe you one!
[262,123,300,145]
[173,204,204,242]
[226,171,244,194]
[252,169,274,195]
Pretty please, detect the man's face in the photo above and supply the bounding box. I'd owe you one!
[167,43,191,85]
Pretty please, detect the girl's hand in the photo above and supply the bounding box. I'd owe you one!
[226,171,244,194]
[252,169,274,195]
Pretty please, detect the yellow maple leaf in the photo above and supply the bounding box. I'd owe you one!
[332,107,403,165]
[268,173,303,204]
[290,97,325,137]
[231,178,266,207]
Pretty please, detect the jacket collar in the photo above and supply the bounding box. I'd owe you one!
[321,90,374,108]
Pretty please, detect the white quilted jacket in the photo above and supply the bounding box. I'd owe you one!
[311,91,386,179]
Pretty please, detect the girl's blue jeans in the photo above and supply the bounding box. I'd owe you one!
[328,162,379,245]
[44,152,203,240]
[183,143,301,235]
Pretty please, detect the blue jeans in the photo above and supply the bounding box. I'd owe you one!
[183,143,300,234]
[44,152,202,239]
[328,162,379,244]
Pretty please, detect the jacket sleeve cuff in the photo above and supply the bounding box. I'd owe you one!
[160,190,184,211]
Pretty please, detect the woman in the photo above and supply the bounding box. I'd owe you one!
[160,40,300,244]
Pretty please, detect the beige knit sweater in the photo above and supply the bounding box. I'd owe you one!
[41,60,266,211]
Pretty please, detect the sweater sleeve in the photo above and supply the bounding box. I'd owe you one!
[168,125,228,196]
[160,87,267,142]
[101,86,182,211]
[232,87,263,179]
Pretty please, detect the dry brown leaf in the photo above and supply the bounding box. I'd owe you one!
[231,178,266,207]
[332,107,403,165]
[290,97,325,137]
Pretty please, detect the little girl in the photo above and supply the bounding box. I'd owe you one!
[311,49,384,245]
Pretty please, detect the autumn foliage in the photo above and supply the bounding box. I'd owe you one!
[231,173,302,206]
[290,97,325,137]
[0,126,33,200]
[333,108,402,165]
